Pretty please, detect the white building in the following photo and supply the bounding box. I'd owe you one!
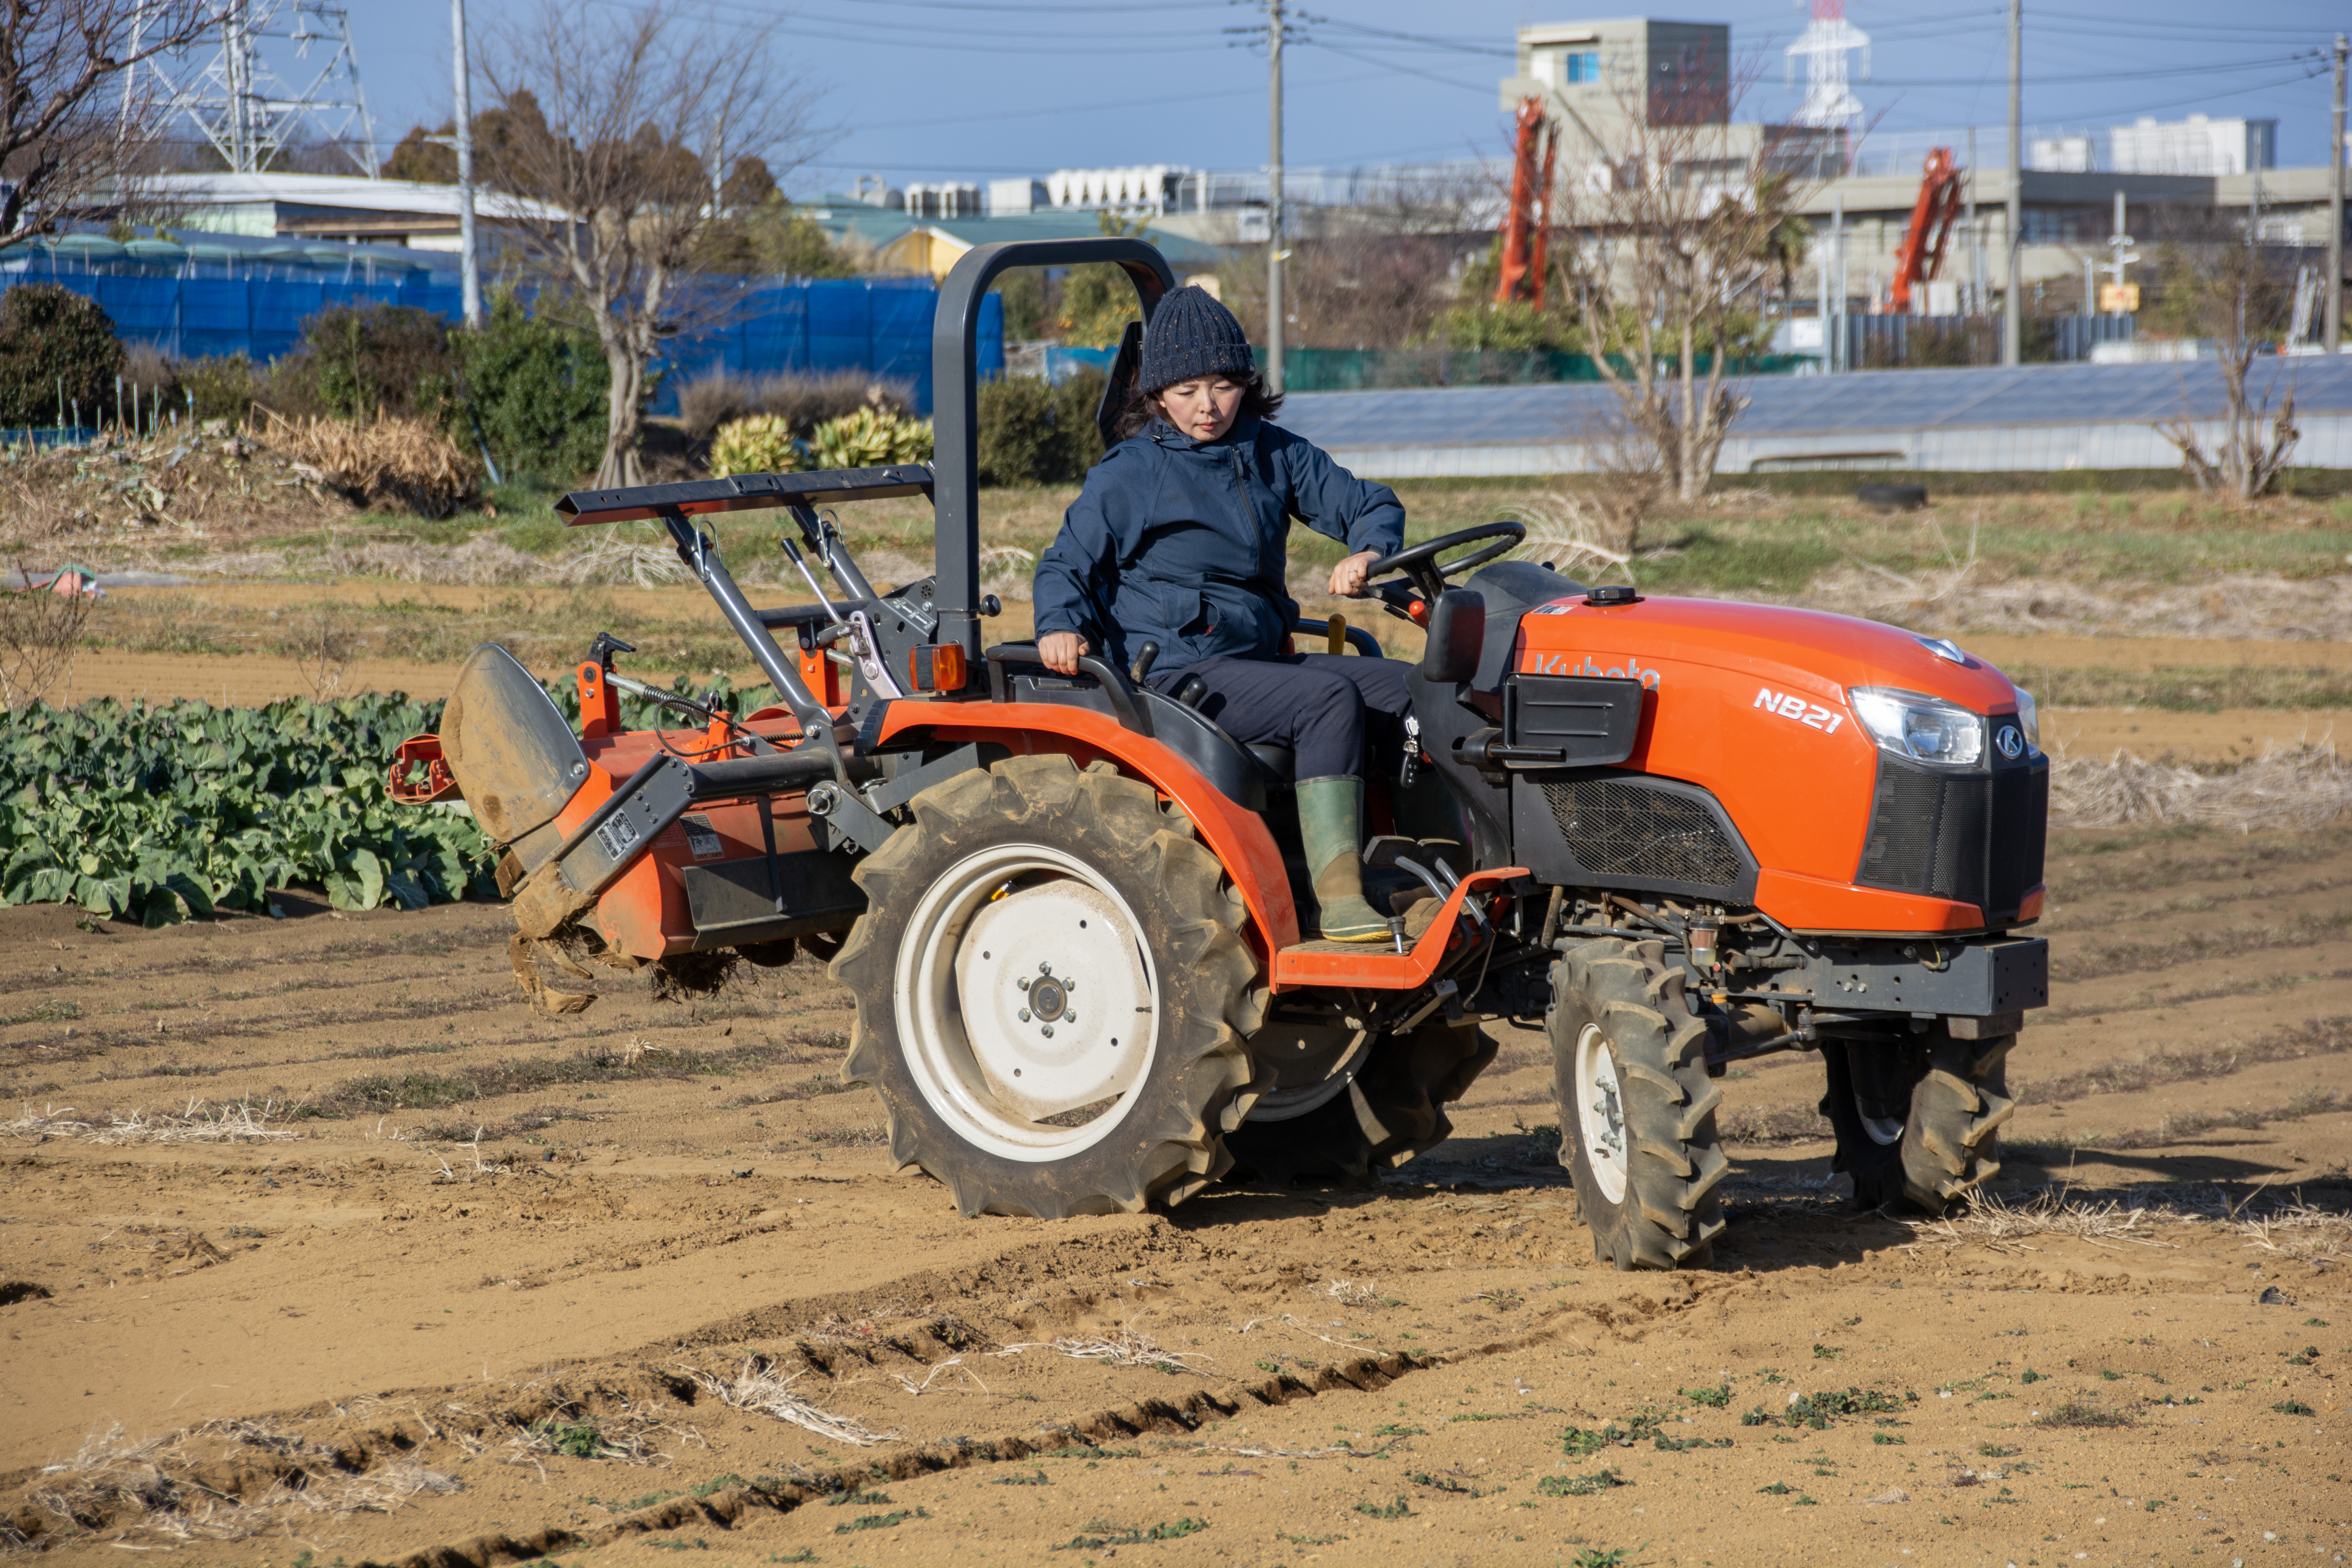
[112,171,568,250]
[2109,114,2277,177]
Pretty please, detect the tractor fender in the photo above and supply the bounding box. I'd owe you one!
[876,701,1301,957]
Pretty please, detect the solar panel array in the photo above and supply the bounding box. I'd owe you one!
[1278,356,2352,451]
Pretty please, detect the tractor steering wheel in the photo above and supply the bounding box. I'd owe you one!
[1359,521,1527,610]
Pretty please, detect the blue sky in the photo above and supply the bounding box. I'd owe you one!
[339,1,2344,191]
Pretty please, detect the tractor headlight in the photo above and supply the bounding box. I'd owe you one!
[2013,686,2041,754]
[1848,686,1985,767]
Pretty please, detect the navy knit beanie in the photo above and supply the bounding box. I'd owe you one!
[1140,285,1254,392]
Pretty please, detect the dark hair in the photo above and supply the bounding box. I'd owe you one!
[1112,368,1283,441]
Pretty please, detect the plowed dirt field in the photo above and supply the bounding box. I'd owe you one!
[3,825,2348,1568]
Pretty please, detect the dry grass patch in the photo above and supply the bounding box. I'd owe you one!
[2237,1200,2352,1264]
[1900,1191,2180,1255]
[2052,741,2352,832]
[13,1419,459,1548]
[4,1097,299,1145]
[692,1359,895,1446]
[992,1328,1203,1375]
[2014,1018,2352,1099]
[274,414,479,519]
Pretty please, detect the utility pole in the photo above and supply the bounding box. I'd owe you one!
[2003,0,2022,367]
[2331,32,2346,352]
[1964,125,1978,314]
[1265,0,1285,394]
[1831,190,1846,372]
[1816,206,1832,368]
[453,0,481,328]
[2101,187,2136,325]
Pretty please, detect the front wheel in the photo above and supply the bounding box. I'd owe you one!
[833,754,1267,1218]
[1548,938,1727,1269]
[1222,1018,1497,1187]
[1822,1029,2014,1213]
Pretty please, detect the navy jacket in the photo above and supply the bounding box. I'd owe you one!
[1033,414,1405,676]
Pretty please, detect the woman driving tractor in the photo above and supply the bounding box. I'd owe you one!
[1033,284,1413,944]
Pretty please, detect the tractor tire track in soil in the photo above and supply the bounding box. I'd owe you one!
[2,825,2348,1566]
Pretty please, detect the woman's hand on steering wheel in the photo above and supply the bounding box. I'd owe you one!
[1328,550,1381,598]
[1038,630,1089,675]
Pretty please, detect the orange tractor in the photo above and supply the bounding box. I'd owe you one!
[400,238,2047,1269]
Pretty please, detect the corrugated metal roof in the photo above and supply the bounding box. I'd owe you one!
[1278,356,2352,451]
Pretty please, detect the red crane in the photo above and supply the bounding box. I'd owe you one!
[1494,97,1558,307]
[1889,145,1965,314]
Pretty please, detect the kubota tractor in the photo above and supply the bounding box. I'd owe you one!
[396,238,2047,1270]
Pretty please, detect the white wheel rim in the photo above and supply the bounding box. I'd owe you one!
[1572,1022,1630,1205]
[1858,1096,1906,1147]
[895,843,1160,1163]
[1245,1029,1374,1123]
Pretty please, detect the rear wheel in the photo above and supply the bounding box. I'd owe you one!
[1822,1029,2015,1213]
[833,754,1267,1218]
[1549,938,1727,1270]
[1223,1019,1496,1187]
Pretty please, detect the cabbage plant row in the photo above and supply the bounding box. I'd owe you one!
[0,674,753,926]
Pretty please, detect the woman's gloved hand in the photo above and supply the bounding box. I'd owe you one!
[1328,549,1382,598]
[1038,630,1090,675]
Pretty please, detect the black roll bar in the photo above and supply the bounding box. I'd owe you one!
[931,237,1177,666]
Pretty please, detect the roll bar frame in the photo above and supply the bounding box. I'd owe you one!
[930,237,1176,665]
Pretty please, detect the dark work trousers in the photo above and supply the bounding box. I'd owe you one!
[1146,653,1412,781]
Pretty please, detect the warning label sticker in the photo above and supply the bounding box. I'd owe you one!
[681,813,725,860]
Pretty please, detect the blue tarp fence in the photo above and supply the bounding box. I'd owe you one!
[649,276,1001,416]
[0,261,1000,416]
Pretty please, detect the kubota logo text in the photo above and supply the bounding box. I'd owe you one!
[1526,653,1663,689]
[1754,686,1845,734]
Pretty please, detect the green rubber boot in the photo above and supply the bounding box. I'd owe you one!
[1297,775,1391,942]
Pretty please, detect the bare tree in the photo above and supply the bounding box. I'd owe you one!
[477,2,825,487]
[0,0,223,240]
[1216,172,1492,356]
[2147,216,2300,501]
[1550,60,1821,503]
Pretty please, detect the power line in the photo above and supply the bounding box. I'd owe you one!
[1867,54,2312,88]
[1302,15,1514,59]
[2031,9,2334,37]
[588,0,1228,53]
[868,64,1399,131]
[1308,40,1495,95]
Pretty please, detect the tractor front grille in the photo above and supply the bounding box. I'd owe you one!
[1541,778,1746,889]
[1858,754,2049,923]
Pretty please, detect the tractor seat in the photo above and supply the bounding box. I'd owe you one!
[1245,743,1295,784]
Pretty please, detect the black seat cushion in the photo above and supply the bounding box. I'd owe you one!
[1246,743,1295,784]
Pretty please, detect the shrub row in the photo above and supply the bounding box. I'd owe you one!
[0,283,607,482]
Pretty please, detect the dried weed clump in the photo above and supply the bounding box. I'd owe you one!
[1901,1191,2178,1255]
[693,1359,894,1446]
[2237,1200,2352,1265]
[18,1419,459,1547]
[2050,740,2352,832]
[4,1098,300,1146]
[557,524,691,588]
[276,414,479,519]
[1778,567,2352,642]
[993,1328,1203,1375]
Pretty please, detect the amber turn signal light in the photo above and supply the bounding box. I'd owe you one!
[908,642,968,693]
